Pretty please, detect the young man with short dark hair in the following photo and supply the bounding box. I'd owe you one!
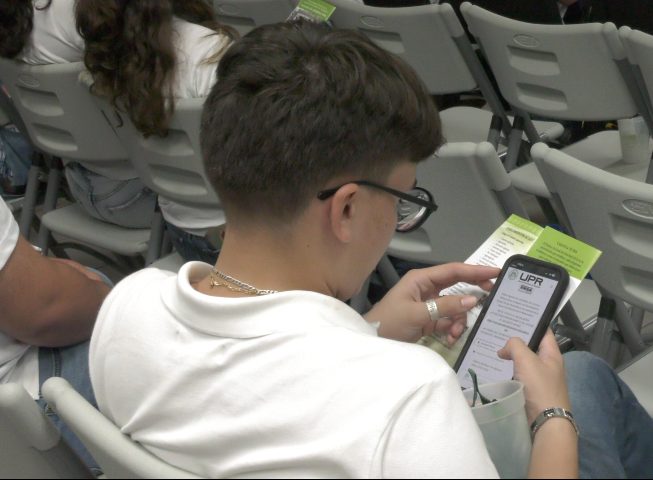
[90,20,653,478]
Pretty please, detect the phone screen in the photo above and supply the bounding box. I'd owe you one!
[456,260,563,390]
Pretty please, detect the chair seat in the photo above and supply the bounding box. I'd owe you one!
[41,204,151,256]
[440,106,564,148]
[510,130,650,198]
[619,347,653,416]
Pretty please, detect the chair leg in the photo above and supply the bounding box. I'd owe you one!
[613,300,647,357]
[486,114,504,150]
[36,157,63,252]
[590,290,647,364]
[556,302,591,350]
[503,116,525,172]
[18,152,45,237]
[589,297,621,366]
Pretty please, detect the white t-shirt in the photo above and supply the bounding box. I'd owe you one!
[157,19,232,233]
[20,0,84,65]
[0,198,39,398]
[91,262,498,478]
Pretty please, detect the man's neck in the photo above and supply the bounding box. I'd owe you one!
[194,225,336,298]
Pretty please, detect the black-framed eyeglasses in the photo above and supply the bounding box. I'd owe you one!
[317,180,438,233]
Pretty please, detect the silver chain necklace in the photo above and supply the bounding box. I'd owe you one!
[209,269,279,296]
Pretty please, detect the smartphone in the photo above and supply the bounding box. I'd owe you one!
[454,254,569,390]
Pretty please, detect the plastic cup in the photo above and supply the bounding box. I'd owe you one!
[463,380,531,479]
[618,116,653,164]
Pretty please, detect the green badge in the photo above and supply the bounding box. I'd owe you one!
[289,0,336,22]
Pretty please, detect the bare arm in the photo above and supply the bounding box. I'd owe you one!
[0,236,110,347]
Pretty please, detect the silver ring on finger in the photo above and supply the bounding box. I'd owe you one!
[425,298,440,329]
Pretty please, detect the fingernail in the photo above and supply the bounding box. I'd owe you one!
[461,296,478,308]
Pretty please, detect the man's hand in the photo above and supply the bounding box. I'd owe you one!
[364,263,499,343]
[498,329,570,424]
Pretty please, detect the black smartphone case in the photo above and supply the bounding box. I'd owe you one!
[453,254,570,373]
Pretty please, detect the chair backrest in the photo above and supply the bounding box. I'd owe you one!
[327,1,512,132]
[388,141,527,264]
[532,142,653,312]
[329,1,479,95]
[213,0,294,37]
[620,26,653,132]
[41,377,202,479]
[0,60,135,179]
[461,2,643,122]
[0,383,92,479]
[92,95,220,211]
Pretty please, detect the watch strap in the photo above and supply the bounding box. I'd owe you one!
[530,407,579,438]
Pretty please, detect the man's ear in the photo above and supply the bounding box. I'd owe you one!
[327,183,360,243]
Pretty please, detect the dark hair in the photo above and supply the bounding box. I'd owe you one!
[201,20,443,224]
[0,0,52,59]
[75,0,237,137]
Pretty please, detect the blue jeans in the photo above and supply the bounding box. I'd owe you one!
[165,221,220,264]
[37,342,100,475]
[0,125,32,197]
[564,351,653,478]
[65,162,157,229]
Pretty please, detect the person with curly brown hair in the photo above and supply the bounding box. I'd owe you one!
[75,0,237,262]
[0,0,159,229]
[1,1,235,240]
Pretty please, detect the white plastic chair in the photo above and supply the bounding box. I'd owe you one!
[532,142,653,362]
[0,383,92,479]
[461,3,652,198]
[42,377,202,479]
[0,60,163,265]
[91,96,226,245]
[327,0,563,155]
[213,0,294,36]
[619,25,653,182]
